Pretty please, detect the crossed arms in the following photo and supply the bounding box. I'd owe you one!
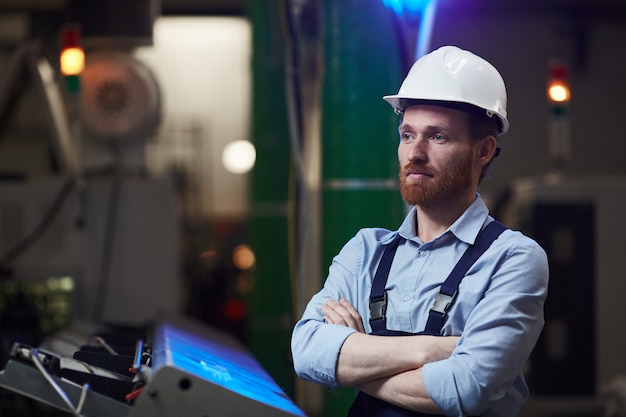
[292,229,549,415]
[322,298,459,413]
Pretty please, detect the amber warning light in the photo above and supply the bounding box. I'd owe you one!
[547,63,570,103]
[60,27,84,75]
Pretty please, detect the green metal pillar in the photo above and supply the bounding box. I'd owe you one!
[321,0,405,415]
[246,0,295,399]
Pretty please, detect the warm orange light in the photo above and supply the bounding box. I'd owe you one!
[232,245,256,271]
[60,47,85,76]
[548,82,570,103]
[547,61,570,103]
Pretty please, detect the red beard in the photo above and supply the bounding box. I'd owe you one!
[399,154,474,207]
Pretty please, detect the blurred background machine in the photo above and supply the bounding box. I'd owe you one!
[510,176,626,397]
[0,0,179,328]
[0,1,230,415]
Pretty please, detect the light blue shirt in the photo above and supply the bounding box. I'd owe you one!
[291,196,549,416]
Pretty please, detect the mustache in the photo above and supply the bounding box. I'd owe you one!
[400,162,435,177]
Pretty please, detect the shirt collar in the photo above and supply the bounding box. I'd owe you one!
[397,194,491,245]
[448,195,491,244]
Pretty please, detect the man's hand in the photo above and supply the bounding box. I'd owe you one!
[321,297,459,390]
[321,298,365,333]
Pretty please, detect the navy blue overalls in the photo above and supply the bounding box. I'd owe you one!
[346,221,507,417]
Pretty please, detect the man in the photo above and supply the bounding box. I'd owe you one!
[291,46,549,416]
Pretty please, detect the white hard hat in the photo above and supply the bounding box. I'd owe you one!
[383,45,509,134]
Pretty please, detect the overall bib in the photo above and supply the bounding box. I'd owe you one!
[346,221,507,417]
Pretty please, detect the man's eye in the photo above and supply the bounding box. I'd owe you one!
[431,133,446,142]
[401,133,414,142]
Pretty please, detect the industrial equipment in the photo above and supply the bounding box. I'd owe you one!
[510,175,626,400]
[0,315,306,417]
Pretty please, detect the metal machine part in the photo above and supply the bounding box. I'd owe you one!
[80,52,161,146]
[0,344,132,416]
[0,316,306,417]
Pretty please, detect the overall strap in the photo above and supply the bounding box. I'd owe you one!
[369,236,401,334]
[422,220,507,335]
[368,221,508,336]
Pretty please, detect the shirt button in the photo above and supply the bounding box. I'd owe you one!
[418,250,426,257]
[403,295,411,301]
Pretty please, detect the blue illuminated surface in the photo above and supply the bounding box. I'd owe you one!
[382,0,430,15]
[153,324,305,417]
[381,0,439,60]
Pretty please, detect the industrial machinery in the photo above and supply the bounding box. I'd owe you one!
[0,315,306,417]
[0,6,177,326]
[509,175,626,401]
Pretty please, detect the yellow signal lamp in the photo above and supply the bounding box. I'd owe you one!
[59,25,84,92]
[60,47,85,76]
[547,63,571,103]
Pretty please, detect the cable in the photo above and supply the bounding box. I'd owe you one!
[90,336,119,356]
[77,360,95,374]
[0,163,118,274]
[0,177,76,270]
[281,0,315,320]
[30,348,88,417]
[0,145,127,323]
[76,383,90,415]
[92,145,124,323]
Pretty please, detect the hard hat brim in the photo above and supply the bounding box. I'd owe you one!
[383,95,509,135]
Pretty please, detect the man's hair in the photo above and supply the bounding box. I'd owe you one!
[401,99,500,183]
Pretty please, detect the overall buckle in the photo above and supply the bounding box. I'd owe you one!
[430,291,457,315]
[369,292,387,322]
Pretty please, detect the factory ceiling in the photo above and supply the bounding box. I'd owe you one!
[0,0,624,16]
[0,0,247,15]
[0,0,623,50]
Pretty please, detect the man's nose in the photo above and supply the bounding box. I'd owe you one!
[408,137,428,162]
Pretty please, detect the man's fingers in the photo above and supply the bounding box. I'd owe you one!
[339,298,365,333]
[321,303,342,324]
[321,299,365,332]
[322,300,349,325]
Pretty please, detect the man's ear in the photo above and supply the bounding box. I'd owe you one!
[477,135,498,165]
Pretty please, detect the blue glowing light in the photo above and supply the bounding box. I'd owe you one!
[153,324,306,416]
[382,0,431,15]
[382,0,439,60]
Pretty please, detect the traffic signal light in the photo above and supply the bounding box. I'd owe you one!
[59,25,84,92]
[547,61,570,103]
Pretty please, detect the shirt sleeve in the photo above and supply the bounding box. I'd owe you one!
[291,232,367,389]
[422,232,549,416]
